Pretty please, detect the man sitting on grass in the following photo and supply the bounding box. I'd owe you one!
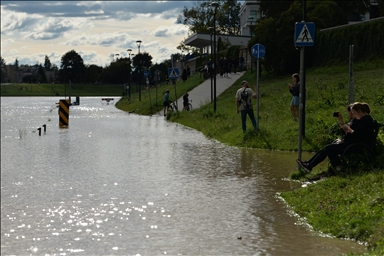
[297,102,374,173]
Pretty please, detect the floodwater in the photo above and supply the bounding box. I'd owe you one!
[1,97,366,255]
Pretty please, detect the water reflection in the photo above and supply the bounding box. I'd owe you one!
[1,97,365,255]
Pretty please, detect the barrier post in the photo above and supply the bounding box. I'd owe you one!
[59,99,70,127]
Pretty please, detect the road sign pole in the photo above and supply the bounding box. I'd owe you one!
[256,58,260,130]
[298,46,305,163]
[251,43,265,130]
[173,79,178,110]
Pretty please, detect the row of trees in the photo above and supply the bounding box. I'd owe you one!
[1,50,181,85]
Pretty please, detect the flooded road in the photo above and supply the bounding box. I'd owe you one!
[1,97,366,255]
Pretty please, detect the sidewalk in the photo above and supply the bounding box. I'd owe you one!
[157,71,245,115]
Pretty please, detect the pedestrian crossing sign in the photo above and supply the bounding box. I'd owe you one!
[295,22,315,47]
[168,68,179,79]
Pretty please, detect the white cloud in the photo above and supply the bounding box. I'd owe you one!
[1,1,194,66]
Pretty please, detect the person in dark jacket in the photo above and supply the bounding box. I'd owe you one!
[287,73,300,121]
[297,102,374,173]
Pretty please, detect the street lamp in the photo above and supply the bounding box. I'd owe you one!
[209,27,214,103]
[210,2,219,112]
[127,49,134,99]
[136,40,142,101]
[115,53,120,85]
[136,40,142,54]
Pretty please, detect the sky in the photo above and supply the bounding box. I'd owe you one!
[1,1,198,68]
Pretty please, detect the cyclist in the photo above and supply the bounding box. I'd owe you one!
[183,92,189,111]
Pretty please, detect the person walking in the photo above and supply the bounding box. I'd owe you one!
[287,73,300,121]
[183,92,189,111]
[163,90,170,116]
[236,80,257,133]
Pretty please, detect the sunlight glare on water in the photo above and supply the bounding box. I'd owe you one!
[1,97,366,255]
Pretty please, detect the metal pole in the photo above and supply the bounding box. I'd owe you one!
[302,2,306,136]
[256,58,260,130]
[298,47,305,162]
[349,45,354,105]
[69,79,71,104]
[213,13,217,112]
[155,70,158,106]
[210,32,213,103]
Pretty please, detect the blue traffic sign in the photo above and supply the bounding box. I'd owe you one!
[168,68,179,79]
[251,44,266,59]
[295,22,315,47]
[144,70,150,78]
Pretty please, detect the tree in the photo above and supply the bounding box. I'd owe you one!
[132,52,153,84]
[37,64,47,83]
[85,64,103,84]
[44,55,52,71]
[100,57,131,84]
[0,56,7,83]
[177,0,241,35]
[217,0,242,35]
[14,58,19,69]
[60,50,86,83]
[176,40,200,56]
[259,0,293,19]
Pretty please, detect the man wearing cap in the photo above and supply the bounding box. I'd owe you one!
[236,80,257,132]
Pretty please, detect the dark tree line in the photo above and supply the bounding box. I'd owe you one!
[1,50,170,85]
[249,0,383,75]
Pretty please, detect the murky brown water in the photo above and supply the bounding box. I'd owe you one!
[1,97,366,255]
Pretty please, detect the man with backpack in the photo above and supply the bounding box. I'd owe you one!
[236,80,257,133]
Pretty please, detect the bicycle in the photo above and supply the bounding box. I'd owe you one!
[185,100,193,111]
[168,101,178,114]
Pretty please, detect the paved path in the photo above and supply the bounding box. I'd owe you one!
[156,71,245,116]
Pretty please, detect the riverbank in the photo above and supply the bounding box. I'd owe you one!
[116,60,384,255]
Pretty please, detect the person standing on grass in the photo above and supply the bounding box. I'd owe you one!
[163,90,170,116]
[287,73,300,121]
[183,92,189,111]
[236,80,257,133]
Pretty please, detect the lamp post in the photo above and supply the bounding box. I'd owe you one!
[136,40,142,101]
[127,49,133,99]
[209,27,214,103]
[210,2,219,112]
[115,53,120,86]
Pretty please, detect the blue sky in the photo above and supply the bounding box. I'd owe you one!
[1,1,199,67]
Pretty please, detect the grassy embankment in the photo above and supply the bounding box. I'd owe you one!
[117,60,384,255]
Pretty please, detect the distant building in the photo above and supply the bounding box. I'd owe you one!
[4,64,58,83]
[5,65,22,83]
[239,0,261,36]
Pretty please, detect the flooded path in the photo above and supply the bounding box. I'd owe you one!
[1,97,366,255]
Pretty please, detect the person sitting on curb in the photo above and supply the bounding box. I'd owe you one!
[297,102,374,173]
[235,80,257,133]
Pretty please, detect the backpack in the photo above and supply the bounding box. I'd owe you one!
[240,88,250,109]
